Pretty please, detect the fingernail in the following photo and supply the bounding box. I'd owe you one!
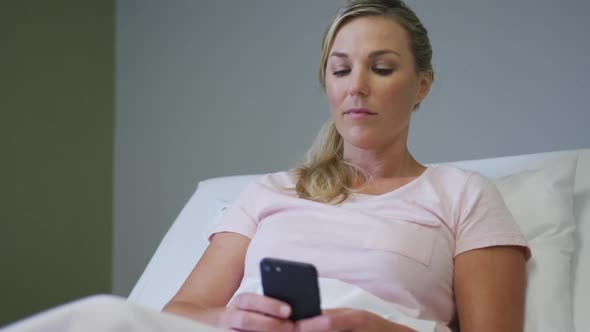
[280,305,290,316]
[317,316,331,329]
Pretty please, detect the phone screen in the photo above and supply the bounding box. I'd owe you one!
[260,257,322,321]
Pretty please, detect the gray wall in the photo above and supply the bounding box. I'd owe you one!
[1,0,114,325]
[114,0,590,296]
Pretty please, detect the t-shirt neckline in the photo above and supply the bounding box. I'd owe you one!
[351,166,434,200]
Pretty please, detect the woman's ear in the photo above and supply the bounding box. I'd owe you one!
[415,70,433,105]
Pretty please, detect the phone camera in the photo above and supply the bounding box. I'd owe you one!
[263,264,271,272]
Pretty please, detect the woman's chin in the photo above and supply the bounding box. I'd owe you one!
[343,137,383,151]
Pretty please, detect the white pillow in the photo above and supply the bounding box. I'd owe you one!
[493,156,577,332]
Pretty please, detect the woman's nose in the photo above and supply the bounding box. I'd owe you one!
[348,69,370,97]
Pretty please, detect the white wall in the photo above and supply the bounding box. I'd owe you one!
[114,0,590,295]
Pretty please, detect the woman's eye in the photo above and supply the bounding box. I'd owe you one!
[373,68,394,75]
[332,69,350,77]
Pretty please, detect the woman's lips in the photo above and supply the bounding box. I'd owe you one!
[344,108,376,119]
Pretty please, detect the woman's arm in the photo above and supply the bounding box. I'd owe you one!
[162,232,249,322]
[162,232,293,331]
[454,245,527,332]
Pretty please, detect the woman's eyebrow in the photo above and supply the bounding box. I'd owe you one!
[329,49,401,59]
[369,49,400,58]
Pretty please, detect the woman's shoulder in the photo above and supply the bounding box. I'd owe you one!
[426,163,494,194]
[247,171,297,194]
[254,171,295,185]
[428,163,475,180]
[423,164,505,221]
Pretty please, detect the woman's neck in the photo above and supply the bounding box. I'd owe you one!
[343,143,424,181]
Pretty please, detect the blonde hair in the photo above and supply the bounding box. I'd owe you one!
[292,0,434,204]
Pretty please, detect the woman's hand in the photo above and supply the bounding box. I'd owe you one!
[219,292,295,332]
[294,308,416,332]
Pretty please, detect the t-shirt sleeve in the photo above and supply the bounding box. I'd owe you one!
[454,172,530,258]
[207,181,260,241]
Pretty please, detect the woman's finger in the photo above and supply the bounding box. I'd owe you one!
[222,308,294,332]
[230,292,291,318]
[295,309,365,332]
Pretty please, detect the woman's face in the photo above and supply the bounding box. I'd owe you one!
[325,15,431,151]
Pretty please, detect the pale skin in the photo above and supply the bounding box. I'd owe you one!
[163,15,527,332]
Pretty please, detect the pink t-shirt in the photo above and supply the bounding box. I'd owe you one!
[209,164,529,324]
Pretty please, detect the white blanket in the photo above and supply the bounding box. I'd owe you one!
[0,295,219,332]
[2,279,449,332]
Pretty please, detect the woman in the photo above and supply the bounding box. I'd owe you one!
[163,1,529,331]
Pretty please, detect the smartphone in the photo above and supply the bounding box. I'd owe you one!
[260,257,322,321]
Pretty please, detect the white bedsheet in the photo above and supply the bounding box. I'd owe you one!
[2,279,447,332]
